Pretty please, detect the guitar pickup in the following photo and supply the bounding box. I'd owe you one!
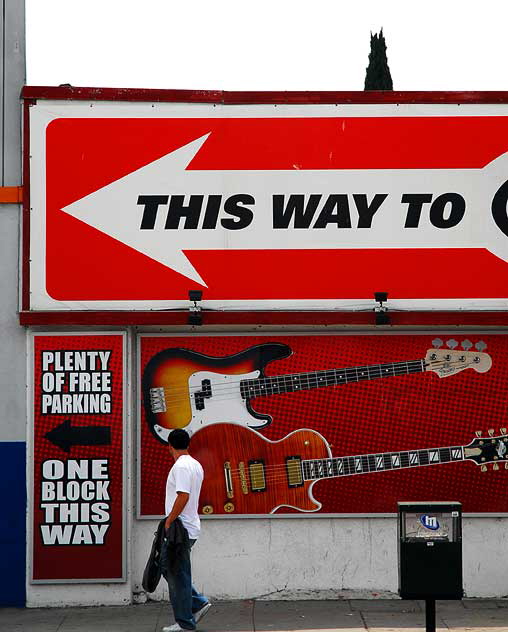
[248,460,266,492]
[194,379,212,411]
[286,456,303,488]
[194,393,205,411]
[149,387,166,413]
[201,379,212,397]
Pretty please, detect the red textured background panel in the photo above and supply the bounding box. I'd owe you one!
[139,333,508,517]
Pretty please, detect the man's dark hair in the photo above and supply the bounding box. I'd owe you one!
[168,428,190,449]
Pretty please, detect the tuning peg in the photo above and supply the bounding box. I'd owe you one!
[505,462,508,470]
[501,428,507,435]
[488,429,495,437]
[475,341,487,352]
[475,431,482,437]
[481,465,488,472]
[461,339,473,351]
[446,339,458,349]
[432,338,443,349]
[493,463,500,471]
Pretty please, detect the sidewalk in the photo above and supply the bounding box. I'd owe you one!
[2,598,508,631]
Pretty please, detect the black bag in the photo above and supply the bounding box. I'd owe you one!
[142,518,166,593]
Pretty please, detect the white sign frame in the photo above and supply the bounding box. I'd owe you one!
[28,99,508,312]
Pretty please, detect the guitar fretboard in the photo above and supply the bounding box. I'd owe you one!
[240,359,425,399]
[302,445,465,480]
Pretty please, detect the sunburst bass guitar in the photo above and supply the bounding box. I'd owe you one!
[189,424,508,515]
[142,341,492,442]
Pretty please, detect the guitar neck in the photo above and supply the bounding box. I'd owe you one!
[302,444,465,481]
[241,359,426,398]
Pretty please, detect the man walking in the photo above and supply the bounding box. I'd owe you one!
[161,429,211,632]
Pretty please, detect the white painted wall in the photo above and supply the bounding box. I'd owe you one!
[27,512,508,606]
[130,516,508,603]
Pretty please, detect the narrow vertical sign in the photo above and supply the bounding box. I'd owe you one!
[31,334,125,582]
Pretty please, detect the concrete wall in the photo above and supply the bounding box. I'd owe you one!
[0,0,26,608]
[133,516,508,603]
[30,509,508,606]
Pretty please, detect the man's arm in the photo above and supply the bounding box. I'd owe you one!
[165,491,189,530]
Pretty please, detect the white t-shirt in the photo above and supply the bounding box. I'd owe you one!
[165,454,204,540]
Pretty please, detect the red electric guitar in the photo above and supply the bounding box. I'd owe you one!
[189,424,508,515]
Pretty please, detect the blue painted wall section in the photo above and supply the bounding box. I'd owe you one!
[0,441,26,606]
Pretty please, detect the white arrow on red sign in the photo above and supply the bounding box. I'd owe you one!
[61,134,508,287]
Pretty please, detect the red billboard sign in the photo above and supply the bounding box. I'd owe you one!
[30,333,126,583]
[27,98,508,311]
[138,333,508,517]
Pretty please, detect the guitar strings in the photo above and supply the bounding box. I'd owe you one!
[152,360,426,396]
[220,448,460,477]
[221,462,415,486]
[218,449,464,486]
[147,368,423,412]
[218,454,415,477]
[144,360,427,410]
[144,353,481,404]
[197,437,477,480]
[142,353,485,415]
[145,369,427,414]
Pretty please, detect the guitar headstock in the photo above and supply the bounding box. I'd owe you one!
[425,339,492,378]
[464,429,508,470]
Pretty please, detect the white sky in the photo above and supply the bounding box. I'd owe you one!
[26,0,508,91]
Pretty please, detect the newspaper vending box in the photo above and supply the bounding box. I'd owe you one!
[398,501,463,600]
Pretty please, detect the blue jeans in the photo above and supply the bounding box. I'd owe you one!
[161,536,208,630]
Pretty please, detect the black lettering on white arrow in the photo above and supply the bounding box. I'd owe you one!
[61,134,508,287]
[45,419,111,453]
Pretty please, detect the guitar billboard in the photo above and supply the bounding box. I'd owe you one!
[137,332,508,517]
[26,95,508,311]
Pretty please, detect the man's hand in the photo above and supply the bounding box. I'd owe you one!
[165,491,190,531]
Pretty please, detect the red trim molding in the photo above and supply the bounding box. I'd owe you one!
[21,86,508,105]
[18,310,508,327]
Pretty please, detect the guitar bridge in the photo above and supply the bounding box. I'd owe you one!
[238,462,249,495]
[224,461,234,498]
[149,387,166,413]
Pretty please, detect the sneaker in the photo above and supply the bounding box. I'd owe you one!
[194,602,212,623]
[162,625,185,632]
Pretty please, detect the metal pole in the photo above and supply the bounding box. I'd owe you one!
[425,599,436,632]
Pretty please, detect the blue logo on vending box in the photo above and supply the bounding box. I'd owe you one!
[420,514,440,530]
